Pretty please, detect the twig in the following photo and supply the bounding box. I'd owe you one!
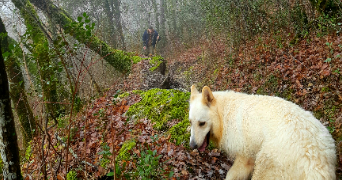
[41,116,48,180]
[112,120,116,180]
[55,133,96,169]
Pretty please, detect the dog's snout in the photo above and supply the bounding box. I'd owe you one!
[190,141,198,149]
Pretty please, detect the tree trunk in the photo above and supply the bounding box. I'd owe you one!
[0,18,36,147]
[170,0,178,37]
[152,0,160,32]
[28,0,132,73]
[160,0,167,47]
[112,0,127,50]
[104,0,118,48]
[0,17,23,180]
[12,0,61,121]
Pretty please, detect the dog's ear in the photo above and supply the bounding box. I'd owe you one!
[202,86,215,106]
[190,85,199,101]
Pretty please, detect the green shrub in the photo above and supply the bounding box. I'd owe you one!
[116,139,136,161]
[98,143,112,168]
[136,149,162,179]
[67,170,77,180]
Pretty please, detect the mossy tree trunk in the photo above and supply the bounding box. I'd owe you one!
[0,18,22,180]
[12,0,61,121]
[28,0,132,73]
[0,18,36,147]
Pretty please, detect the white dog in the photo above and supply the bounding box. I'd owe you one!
[189,85,336,179]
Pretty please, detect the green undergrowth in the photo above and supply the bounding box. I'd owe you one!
[126,89,191,146]
[116,139,136,161]
[67,170,77,180]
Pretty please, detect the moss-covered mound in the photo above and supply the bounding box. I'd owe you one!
[126,89,190,146]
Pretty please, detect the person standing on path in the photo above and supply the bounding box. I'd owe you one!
[143,26,160,56]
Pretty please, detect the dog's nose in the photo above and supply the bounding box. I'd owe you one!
[190,141,197,149]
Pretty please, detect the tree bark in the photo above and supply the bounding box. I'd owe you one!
[12,0,61,121]
[112,0,127,50]
[152,0,160,32]
[0,18,36,147]
[170,0,178,37]
[0,17,23,180]
[29,0,132,73]
[104,0,118,48]
[160,0,167,47]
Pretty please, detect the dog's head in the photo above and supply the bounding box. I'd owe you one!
[189,85,216,152]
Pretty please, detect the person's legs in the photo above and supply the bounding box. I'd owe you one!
[152,45,155,56]
[148,46,153,56]
[144,46,149,56]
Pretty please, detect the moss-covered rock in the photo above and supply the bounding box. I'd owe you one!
[127,89,191,146]
[116,139,136,161]
[132,56,145,64]
[149,55,164,71]
[169,118,190,146]
[127,89,190,130]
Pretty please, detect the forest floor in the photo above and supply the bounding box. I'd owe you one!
[22,32,342,179]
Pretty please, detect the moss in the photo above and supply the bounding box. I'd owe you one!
[25,144,32,161]
[132,56,145,64]
[117,139,136,161]
[149,55,164,71]
[127,89,190,130]
[118,92,130,98]
[127,89,191,146]
[132,90,143,94]
[169,118,190,146]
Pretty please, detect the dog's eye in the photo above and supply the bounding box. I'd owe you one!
[199,122,206,126]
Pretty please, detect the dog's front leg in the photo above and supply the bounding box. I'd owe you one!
[225,155,254,180]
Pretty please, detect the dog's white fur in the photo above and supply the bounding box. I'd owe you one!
[189,85,336,180]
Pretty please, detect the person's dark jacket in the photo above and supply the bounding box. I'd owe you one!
[142,30,160,47]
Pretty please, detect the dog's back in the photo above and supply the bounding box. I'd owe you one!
[214,91,336,179]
